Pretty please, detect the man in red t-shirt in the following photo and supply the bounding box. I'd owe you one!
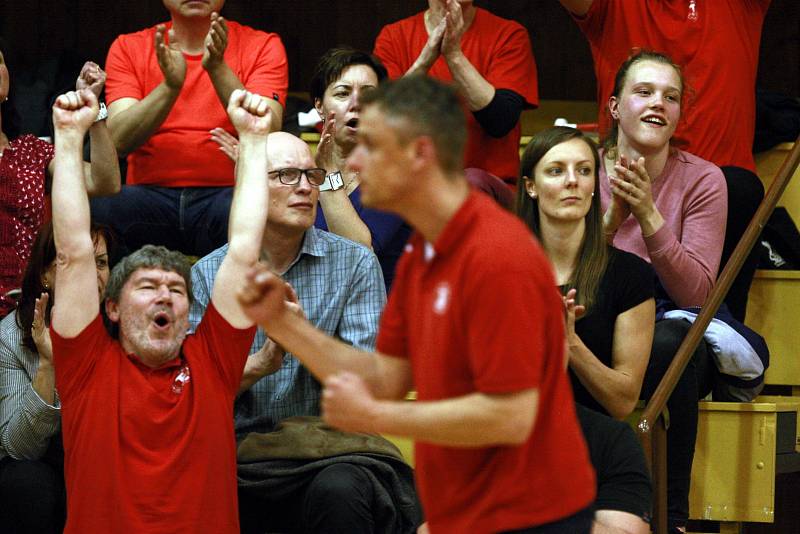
[49,86,273,533]
[374,0,538,185]
[92,0,288,257]
[559,0,771,321]
[236,76,596,534]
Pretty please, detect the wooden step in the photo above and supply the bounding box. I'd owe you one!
[689,395,800,525]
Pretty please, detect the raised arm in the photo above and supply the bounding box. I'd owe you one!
[315,115,373,247]
[47,61,121,197]
[106,25,185,156]
[211,90,271,327]
[50,90,102,337]
[558,0,595,16]
[202,13,282,132]
[237,263,539,447]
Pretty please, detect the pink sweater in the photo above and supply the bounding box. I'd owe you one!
[599,148,727,307]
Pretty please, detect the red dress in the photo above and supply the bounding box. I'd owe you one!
[0,134,54,317]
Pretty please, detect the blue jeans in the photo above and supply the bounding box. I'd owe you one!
[90,185,233,257]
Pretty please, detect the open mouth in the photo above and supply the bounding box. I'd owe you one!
[153,311,172,330]
[642,116,666,126]
[345,118,359,130]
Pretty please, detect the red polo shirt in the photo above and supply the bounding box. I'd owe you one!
[52,303,255,534]
[378,191,595,533]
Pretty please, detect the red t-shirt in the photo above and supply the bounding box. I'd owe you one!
[0,134,53,317]
[106,20,288,187]
[52,303,255,534]
[574,0,770,172]
[374,9,538,183]
[377,192,595,533]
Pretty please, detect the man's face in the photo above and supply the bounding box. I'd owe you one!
[346,105,411,212]
[107,268,190,367]
[266,136,320,233]
[162,0,224,18]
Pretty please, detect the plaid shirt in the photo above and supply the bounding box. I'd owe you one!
[189,228,386,437]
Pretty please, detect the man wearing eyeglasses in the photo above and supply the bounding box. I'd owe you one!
[188,133,416,533]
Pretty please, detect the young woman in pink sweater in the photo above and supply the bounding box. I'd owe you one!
[599,50,727,534]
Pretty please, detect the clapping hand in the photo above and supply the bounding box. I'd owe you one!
[202,12,229,71]
[31,293,53,362]
[441,0,467,58]
[155,24,187,90]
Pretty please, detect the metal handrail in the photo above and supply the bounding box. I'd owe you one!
[636,135,800,533]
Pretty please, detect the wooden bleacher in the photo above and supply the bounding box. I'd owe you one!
[687,142,800,533]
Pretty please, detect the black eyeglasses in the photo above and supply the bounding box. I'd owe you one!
[268,167,327,187]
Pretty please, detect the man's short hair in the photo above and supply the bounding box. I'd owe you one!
[105,244,193,305]
[360,76,466,174]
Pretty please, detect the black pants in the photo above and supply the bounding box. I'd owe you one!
[640,319,714,530]
[500,505,594,533]
[720,166,764,322]
[0,437,66,534]
[239,462,377,534]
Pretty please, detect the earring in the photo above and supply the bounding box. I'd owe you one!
[591,192,595,197]
[529,192,537,199]
[43,281,50,291]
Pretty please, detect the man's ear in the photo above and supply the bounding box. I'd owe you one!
[105,299,120,323]
[409,135,437,172]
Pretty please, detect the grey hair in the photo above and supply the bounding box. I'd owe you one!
[104,245,193,305]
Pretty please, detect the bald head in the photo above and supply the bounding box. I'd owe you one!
[267,132,314,172]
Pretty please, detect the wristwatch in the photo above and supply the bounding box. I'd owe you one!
[94,102,108,122]
[319,171,344,192]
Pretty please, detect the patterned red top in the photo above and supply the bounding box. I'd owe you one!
[0,134,54,317]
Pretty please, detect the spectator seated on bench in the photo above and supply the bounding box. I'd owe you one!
[92,0,287,257]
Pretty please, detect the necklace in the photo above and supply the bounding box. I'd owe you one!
[344,171,360,194]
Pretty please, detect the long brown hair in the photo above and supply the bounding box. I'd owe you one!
[515,126,608,312]
[16,221,115,352]
[603,49,687,159]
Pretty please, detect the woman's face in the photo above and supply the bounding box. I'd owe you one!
[42,235,110,299]
[526,138,596,225]
[315,64,379,150]
[609,59,682,152]
[94,236,110,297]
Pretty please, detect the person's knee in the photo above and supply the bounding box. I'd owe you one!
[305,463,373,504]
[651,319,692,365]
[721,166,765,212]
